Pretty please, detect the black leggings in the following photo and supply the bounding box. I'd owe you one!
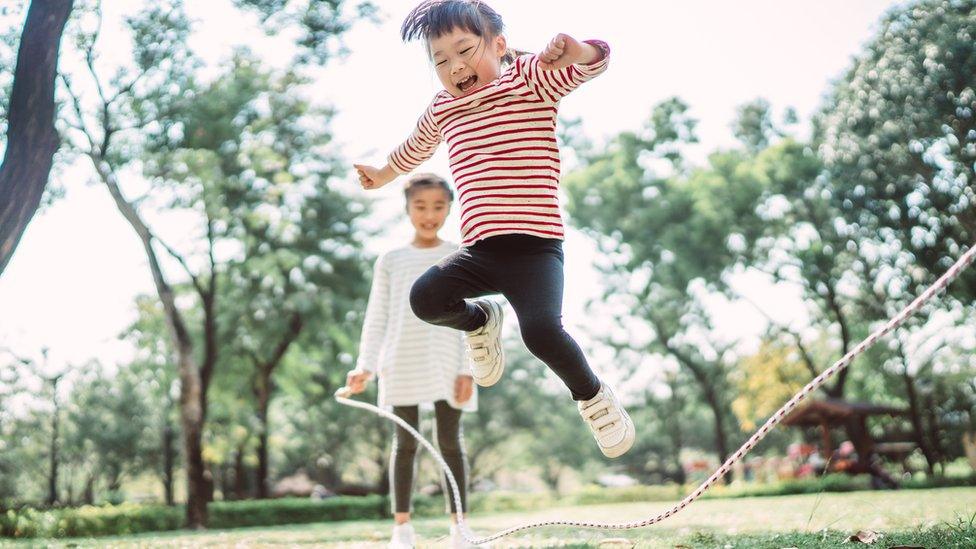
[391,401,467,514]
[409,234,602,401]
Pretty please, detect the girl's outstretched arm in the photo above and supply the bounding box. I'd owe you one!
[355,97,444,190]
[388,99,443,175]
[354,163,398,190]
[515,35,610,103]
[538,33,605,70]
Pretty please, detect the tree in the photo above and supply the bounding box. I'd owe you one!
[57,1,217,524]
[731,99,796,154]
[732,137,873,399]
[65,364,154,503]
[731,340,809,432]
[820,0,976,303]
[0,355,23,503]
[564,98,754,473]
[10,349,67,507]
[0,347,82,506]
[120,296,181,505]
[141,54,370,499]
[0,0,73,275]
[233,0,377,65]
[56,0,370,522]
[273,338,390,495]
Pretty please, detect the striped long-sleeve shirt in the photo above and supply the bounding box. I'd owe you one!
[388,41,611,247]
[355,241,476,411]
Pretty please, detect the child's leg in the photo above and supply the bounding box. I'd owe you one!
[390,405,421,520]
[495,238,602,401]
[410,248,498,332]
[432,400,467,515]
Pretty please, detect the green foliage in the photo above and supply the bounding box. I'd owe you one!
[731,340,810,431]
[207,496,386,528]
[0,1,24,140]
[732,99,797,154]
[233,0,378,65]
[819,0,976,302]
[0,496,385,538]
[6,478,976,539]
[0,502,183,538]
[65,365,156,494]
[564,97,747,466]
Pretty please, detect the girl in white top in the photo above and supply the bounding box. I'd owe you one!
[345,173,476,549]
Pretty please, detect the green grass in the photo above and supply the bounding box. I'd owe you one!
[4,487,975,548]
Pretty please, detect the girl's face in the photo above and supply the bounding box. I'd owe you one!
[429,27,507,97]
[407,186,452,241]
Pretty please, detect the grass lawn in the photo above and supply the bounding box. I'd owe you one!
[4,487,975,548]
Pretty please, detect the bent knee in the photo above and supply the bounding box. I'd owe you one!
[409,275,441,321]
[520,321,564,355]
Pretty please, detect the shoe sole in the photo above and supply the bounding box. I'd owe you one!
[600,409,635,459]
[472,300,504,387]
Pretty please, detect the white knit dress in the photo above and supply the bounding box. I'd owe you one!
[355,241,477,411]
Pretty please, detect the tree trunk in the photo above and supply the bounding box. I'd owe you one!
[47,401,59,506]
[162,422,175,506]
[924,391,946,471]
[664,382,687,484]
[672,351,731,482]
[252,313,304,499]
[823,285,852,399]
[256,403,270,499]
[90,158,209,528]
[0,0,73,275]
[63,464,74,506]
[82,472,94,505]
[233,443,248,500]
[543,462,562,491]
[181,382,208,524]
[317,462,341,493]
[702,383,731,481]
[647,317,733,483]
[902,371,937,475]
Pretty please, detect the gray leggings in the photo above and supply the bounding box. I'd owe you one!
[391,400,468,514]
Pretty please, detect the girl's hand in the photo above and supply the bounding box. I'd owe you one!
[538,33,600,71]
[454,375,474,404]
[345,368,374,395]
[354,163,396,190]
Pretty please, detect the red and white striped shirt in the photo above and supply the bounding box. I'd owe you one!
[388,41,610,247]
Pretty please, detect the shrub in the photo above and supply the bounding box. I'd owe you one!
[0,495,386,539]
[3,474,973,539]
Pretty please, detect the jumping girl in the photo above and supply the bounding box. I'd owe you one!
[353,0,634,461]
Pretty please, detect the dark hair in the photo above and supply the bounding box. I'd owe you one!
[401,0,520,64]
[404,173,454,204]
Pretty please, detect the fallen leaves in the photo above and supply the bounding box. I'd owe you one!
[846,530,882,543]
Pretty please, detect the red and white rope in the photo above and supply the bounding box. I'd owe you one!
[336,243,976,545]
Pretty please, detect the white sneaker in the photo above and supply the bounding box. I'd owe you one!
[465,299,505,387]
[450,523,482,548]
[389,522,415,549]
[578,383,635,458]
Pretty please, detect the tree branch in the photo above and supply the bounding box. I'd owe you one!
[736,290,820,379]
[58,73,97,152]
[150,231,206,297]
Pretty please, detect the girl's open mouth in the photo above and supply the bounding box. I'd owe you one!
[457,75,478,92]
